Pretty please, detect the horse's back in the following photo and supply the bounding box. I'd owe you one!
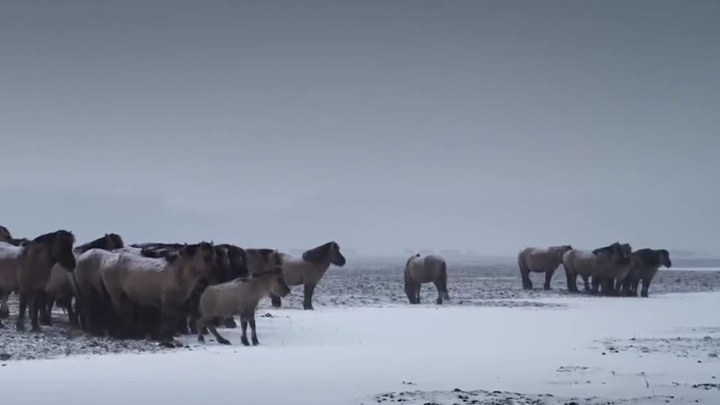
[407,255,444,283]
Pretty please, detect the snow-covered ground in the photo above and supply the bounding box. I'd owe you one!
[2,291,719,404]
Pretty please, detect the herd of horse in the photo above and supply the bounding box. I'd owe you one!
[518,242,672,297]
[0,224,672,348]
[0,225,345,347]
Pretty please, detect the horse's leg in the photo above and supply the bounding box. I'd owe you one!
[30,291,42,332]
[223,316,237,328]
[208,322,231,345]
[581,275,590,292]
[520,265,533,290]
[640,270,658,298]
[240,315,250,346]
[249,312,259,345]
[16,293,29,331]
[590,277,600,295]
[415,285,421,304]
[41,295,54,326]
[270,293,282,308]
[158,306,181,347]
[60,297,79,327]
[564,268,576,293]
[433,281,444,305]
[303,283,316,310]
[0,288,9,327]
[196,317,207,343]
[543,269,554,290]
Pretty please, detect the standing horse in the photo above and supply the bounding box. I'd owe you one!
[588,242,632,295]
[562,242,628,294]
[269,241,346,310]
[517,245,572,290]
[100,242,217,346]
[13,230,76,331]
[619,248,672,297]
[403,254,449,305]
[42,233,124,326]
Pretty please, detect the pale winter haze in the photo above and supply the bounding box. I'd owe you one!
[1,1,718,257]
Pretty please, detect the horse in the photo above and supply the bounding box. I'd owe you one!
[99,242,217,346]
[403,254,449,305]
[619,248,672,297]
[269,241,346,310]
[9,230,76,332]
[42,233,124,327]
[561,242,629,294]
[517,245,572,290]
[588,242,632,295]
[197,266,290,346]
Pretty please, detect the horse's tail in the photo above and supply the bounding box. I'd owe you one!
[438,261,449,301]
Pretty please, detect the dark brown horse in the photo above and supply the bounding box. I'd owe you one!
[619,249,672,297]
[16,230,77,332]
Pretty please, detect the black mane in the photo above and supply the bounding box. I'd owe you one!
[302,242,334,264]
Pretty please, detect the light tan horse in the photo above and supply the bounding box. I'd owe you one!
[42,233,124,327]
[197,267,291,346]
[517,245,572,290]
[404,254,449,305]
[100,242,216,346]
[270,241,346,310]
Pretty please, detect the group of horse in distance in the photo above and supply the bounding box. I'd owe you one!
[518,242,672,297]
[0,225,346,347]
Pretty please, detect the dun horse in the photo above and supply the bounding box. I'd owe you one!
[100,242,216,346]
[562,242,629,294]
[0,225,11,242]
[403,254,449,304]
[0,230,76,331]
[269,241,346,310]
[517,245,572,290]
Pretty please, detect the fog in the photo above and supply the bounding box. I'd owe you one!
[1,1,718,257]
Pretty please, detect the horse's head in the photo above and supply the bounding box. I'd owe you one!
[302,241,346,267]
[254,267,291,298]
[593,242,627,266]
[657,249,672,268]
[552,245,573,259]
[43,230,76,271]
[178,241,216,278]
[245,248,283,276]
[223,245,249,279]
[104,233,125,250]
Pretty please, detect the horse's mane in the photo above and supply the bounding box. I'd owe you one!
[0,225,11,240]
[405,253,421,268]
[7,238,30,247]
[592,242,620,256]
[76,233,125,253]
[301,242,335,264]
[33,230,75,245]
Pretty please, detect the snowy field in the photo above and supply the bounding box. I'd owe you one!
[1,262,719,404]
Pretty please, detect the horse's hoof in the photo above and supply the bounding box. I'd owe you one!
[198,335,205,343]
[158,341,175,349]
[16,323,25,332]
[31,326,42,333]
[219,338,231,345]
[436,299,443,305]
[252,338,259,346]
[241,337,250,346]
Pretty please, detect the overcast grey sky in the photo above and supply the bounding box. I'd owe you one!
[0,0,718,257]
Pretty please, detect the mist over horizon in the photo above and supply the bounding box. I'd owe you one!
[1,1,718,257]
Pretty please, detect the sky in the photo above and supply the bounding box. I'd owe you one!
[0,0,718,257]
